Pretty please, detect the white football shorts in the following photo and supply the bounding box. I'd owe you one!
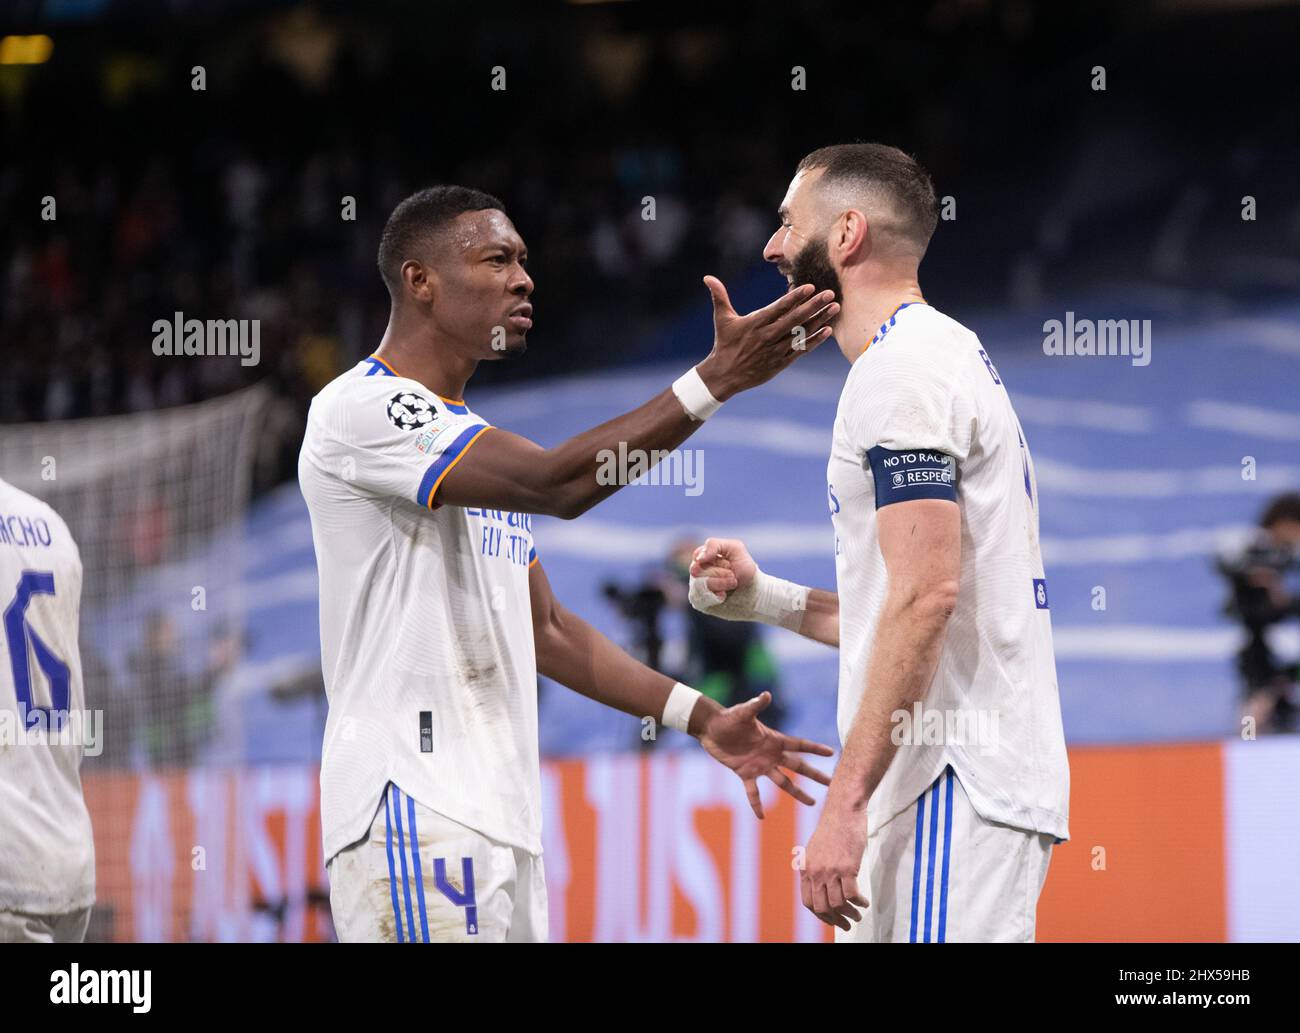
[0,907,91,943]
[328,783,547,943]
[837,765,1055,943]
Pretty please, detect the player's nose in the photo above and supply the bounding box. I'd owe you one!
[762,228,784,264]
[510,268,534,296]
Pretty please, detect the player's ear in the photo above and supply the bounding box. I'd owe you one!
[839,209,870,262]
[400,259,437,305]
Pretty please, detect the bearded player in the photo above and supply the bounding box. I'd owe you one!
[689,145,1070,942]
[300,186,838,942]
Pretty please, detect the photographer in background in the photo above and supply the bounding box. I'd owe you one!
[1218,493,1300,734]
[602,540,786,747]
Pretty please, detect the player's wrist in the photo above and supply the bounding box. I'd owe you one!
[686,692,721,739]
[688,565,811,631]
[751,569,811,632]
[692,355,738,405]
[825,778,871,816]
[664,681,710,736]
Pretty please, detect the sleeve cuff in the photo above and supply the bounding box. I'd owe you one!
[416,424,492,509]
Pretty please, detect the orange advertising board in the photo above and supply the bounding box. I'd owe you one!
[81,744,1231,942]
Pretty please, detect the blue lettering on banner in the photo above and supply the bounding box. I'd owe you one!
[1033,578,1049,609]
[865,447,957,508]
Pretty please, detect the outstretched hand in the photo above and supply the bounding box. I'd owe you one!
[697,691,834,818]
[696,278,838,401]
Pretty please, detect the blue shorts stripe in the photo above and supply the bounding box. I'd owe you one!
[938,767,954,943]
[406,793,430,944]
[923,777,941,943]
[383,787,404,943]
[909,791,925,943]
[391,785,417,941]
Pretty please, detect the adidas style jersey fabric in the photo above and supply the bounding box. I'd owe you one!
[0,478,96,915]
[826,304,1069,842]
[299,356,542,865]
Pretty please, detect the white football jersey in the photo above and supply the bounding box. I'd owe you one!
[299,356,542,865]
[826,304,1070,841]
[0,477,96,913]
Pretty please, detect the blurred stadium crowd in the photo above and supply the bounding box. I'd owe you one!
[4,2,1298,470]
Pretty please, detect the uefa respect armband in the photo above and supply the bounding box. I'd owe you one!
[865,446,958,508]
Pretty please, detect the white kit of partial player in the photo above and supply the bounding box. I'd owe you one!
[826,303,1070,942]
[299,355,546,942]
[0,477,96,943]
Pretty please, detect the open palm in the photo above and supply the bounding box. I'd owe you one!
[698,691,834,818]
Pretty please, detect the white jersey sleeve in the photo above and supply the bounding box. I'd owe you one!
[851,343,974,457]
[303,378,492,511]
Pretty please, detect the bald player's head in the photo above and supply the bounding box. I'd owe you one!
[766,143,938,303]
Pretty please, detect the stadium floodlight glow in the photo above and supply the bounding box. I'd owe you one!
[0,35,53,65]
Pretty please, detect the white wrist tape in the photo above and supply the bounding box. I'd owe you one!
[672,366,723,421]
[663,682,703,734]
[689,568,810,632]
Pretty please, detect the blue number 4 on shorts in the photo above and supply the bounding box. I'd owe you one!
[434,858,478,936]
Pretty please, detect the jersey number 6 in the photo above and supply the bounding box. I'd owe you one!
[3,570,71,729]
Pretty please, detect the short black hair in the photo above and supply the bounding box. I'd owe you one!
[377,185,505,294]
[796,143,938,254]
[1260,492,1300,529]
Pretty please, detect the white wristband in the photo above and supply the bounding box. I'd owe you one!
[672,366,723,421]
[690,568,810,633]
[663,681,703,734]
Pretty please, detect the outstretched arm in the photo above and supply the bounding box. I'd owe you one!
[437,282,837,519]
[528,558,833,817]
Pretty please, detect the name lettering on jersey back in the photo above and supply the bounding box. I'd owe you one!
[466,508,534,567]
[0,512,54,548]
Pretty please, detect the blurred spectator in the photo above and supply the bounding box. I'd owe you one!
[127,613,243,767]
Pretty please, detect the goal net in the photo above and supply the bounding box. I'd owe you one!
[0,384,270,941]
